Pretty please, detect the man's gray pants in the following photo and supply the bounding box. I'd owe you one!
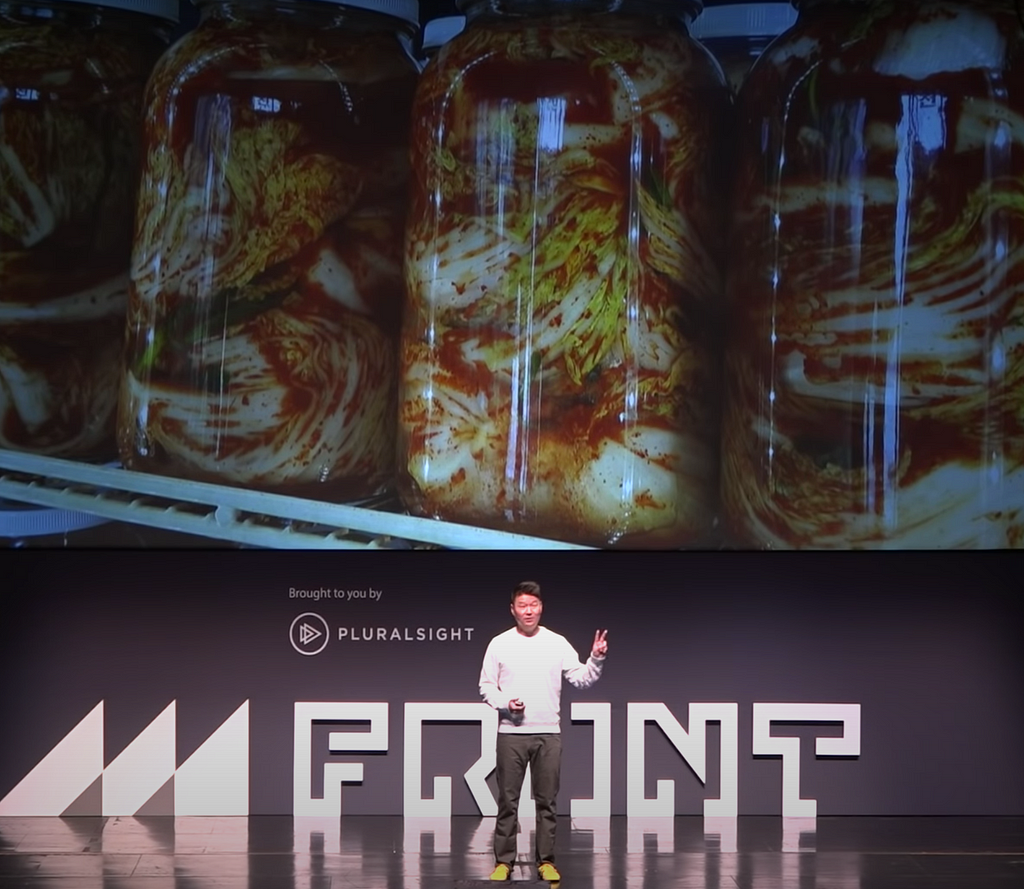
[494,733,561,866]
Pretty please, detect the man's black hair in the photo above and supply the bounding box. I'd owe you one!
[511,581,541,603]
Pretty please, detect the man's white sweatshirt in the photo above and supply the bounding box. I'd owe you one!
[479,626,604,733]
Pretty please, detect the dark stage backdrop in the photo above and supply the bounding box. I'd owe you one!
[0,552,1020,817]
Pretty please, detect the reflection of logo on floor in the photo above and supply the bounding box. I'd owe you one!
[290,612,329,655]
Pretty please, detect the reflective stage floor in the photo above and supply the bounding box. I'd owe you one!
[1,816,1022,889]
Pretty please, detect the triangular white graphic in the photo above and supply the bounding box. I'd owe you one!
[175,700,249,815]
[0,702,104,816]
[299,624,322,646]
[102,701,176,816]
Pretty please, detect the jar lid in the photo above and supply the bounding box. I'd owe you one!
[55,0,180,22]
[689,2,797,40]
[0,500,111,538]
[422,15,465,51]
[303,0,420,26]
[455,0,703,15]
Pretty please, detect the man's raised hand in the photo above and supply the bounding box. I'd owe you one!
[591,629,608,658]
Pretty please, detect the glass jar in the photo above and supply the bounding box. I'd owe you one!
[119,0,419,500]
[400,0,730,547]
[688,2,797,95]
[721,0,1024,548]
[0,0,175,459]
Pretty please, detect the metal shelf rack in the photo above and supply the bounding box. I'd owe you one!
[0,449,589,550]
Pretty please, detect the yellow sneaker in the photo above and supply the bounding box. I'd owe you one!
[538,862,561,881]
[489,863,512,881]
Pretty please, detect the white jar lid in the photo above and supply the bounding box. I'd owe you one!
[422,15,465,51]
[54,0,179,22]
[0,500,111,538]
[689,2,797,40]
[307,0,420,26]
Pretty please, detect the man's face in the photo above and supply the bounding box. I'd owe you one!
[511,593,543,635]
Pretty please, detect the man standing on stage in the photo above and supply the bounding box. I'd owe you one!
[479,581,609,882]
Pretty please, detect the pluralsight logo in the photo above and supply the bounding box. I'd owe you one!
[290,612,329,656]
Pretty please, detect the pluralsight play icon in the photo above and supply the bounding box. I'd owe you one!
[299,623,322,646]
[290,612,329,656]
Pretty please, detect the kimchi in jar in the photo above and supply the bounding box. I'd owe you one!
[400,0,730,547]
[120,0,419,499]
[0,0,174,459]
[722,0,1024,548]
